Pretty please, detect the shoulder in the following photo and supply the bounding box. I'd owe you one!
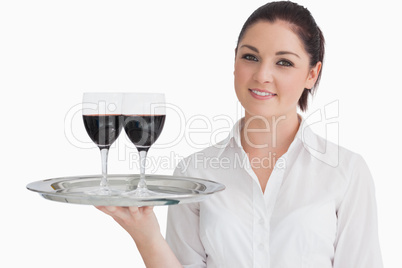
[300,126,365,169]
[300,127,372,189]
[298,128,376,208]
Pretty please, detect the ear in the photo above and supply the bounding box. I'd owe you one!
[305,61,322,89]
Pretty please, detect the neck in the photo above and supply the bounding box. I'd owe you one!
[241,112,300,152]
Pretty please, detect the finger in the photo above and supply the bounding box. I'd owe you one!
[128,206,154,218]
[141,206,155,215]
[97,206,117,216]
[105,206,118,212]
[95,206,110,214]
[95,206,126,219]
[105,206,132,221]
[128,206,140,218]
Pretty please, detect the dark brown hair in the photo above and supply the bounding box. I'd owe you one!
[236,1,325,111]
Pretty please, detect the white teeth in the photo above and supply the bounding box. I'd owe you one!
[251,89,276,96]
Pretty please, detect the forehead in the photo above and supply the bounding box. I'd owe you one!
[239,20,306,55]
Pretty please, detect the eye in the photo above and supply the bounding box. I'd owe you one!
[277,59,293,67]
[242,54,258,62]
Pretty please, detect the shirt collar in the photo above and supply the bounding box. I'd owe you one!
[215,114,309,158]
[214,114,339,167]
[213,118,244,158]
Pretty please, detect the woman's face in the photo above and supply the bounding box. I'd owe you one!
[234,20,321,119]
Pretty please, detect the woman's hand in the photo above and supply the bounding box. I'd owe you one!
[96,206,182,267]
[95,206,161,242]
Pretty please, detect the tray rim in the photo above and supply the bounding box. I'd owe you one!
[26,174,226,206]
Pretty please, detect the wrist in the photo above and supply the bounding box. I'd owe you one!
[132,230,164,249]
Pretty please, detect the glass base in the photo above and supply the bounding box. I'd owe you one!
[121,187,164,198]
[85,187,122,196]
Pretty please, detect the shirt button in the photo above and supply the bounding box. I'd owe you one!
[259,218,265,225]
[258,243,264,250]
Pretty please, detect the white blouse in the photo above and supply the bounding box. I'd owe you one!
[166,118,383,268]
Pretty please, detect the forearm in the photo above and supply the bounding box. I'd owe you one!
[133,232,182,268]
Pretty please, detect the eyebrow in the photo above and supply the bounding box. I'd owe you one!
[276,51,300,58]
[240,44,259,53]
[240,44,300,58]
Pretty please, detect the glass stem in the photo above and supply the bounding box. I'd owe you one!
[100,148,110,191]
[137,149,149,192]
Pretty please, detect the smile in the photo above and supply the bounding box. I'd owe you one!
[250,89,276,96]
[249,89,277,100]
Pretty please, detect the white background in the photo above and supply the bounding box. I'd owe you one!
[1,0,400,267]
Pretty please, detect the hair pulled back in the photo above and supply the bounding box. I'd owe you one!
[236,1,325,112]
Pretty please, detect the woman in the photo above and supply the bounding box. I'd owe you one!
[97,1,383,267]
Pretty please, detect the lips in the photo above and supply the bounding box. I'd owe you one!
[249,88,277,100]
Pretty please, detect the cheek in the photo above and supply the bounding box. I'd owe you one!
[277,71,306,98]
[234,64,248,90]
[233,64,252,106]
[234,63,246,81]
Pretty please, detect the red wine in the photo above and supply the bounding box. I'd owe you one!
[83,115,123,149]
[124,115,166,150]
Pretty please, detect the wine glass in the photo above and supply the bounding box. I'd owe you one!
[82,93,123,195]
[122,93,166,197]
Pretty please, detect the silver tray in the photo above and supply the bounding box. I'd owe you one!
[26,174,225,206]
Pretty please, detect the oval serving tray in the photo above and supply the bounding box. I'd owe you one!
[26,174,225,206]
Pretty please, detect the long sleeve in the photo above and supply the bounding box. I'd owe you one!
[165,161,207,268]
[333,155,383,268]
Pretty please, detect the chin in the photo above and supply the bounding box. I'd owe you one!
[245,108,278,119]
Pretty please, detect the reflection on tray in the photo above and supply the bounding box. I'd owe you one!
[50,177,207,195]
[27,174,225,207]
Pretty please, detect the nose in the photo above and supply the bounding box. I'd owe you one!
[253,63,273,84]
